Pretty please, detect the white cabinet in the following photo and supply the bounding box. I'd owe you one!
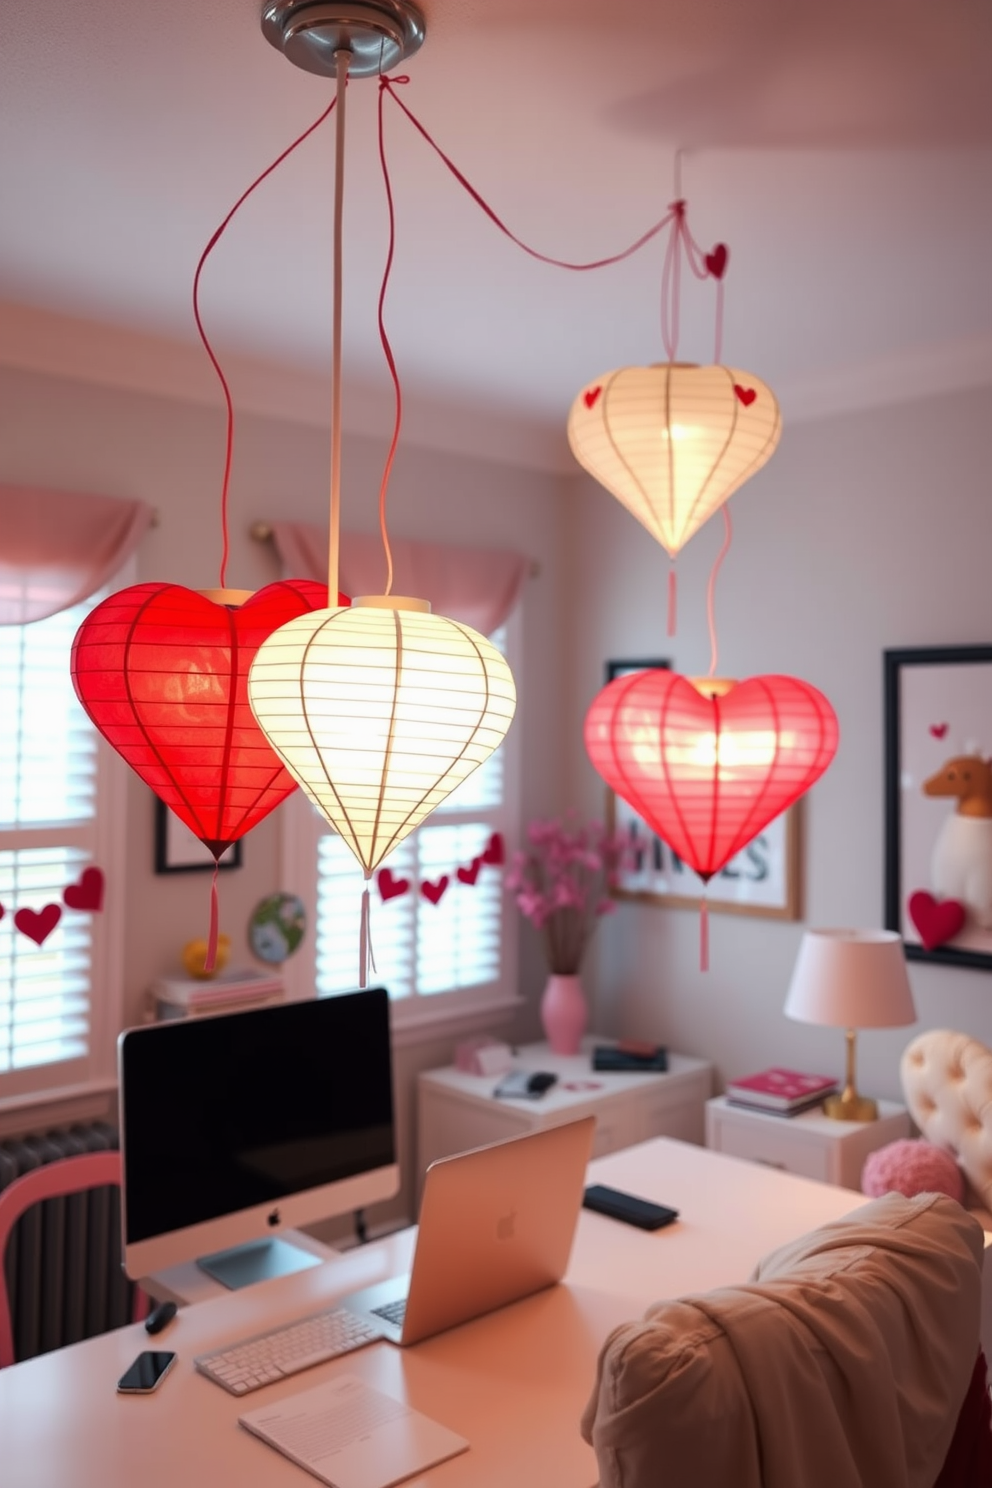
[705,1095,911,1191]
[417,1041,713,1196]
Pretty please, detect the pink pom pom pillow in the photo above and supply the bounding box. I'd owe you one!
[862,1138,964,1203]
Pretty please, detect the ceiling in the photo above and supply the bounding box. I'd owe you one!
[1,0,990,469]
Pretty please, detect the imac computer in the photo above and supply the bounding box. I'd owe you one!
[118,987,399,1288]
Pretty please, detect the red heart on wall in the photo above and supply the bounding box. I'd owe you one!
[63,866,105,912]
[481,833,505,866]
[585,670,838,881]
[70,579,332,859]
[378,868,411,902]
[15,904,62,946]
[929,723,949,739]
[457,858,482,886]
[705,244,728,279]
[908,891,966,951]
[733,385,757,407]
[421,876,449,906]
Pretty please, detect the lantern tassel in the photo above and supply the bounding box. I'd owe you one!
[667,565,678,636]
[359,882,371,989]
[699,897,709,974]
[204,862,220,974]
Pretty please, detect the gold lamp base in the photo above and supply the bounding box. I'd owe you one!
[823,1091,878,1123]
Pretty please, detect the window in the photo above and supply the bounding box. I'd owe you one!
[281,613,522,1035]
[0,589,126,1102]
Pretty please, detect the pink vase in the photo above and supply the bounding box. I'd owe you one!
[540,973,587,1055]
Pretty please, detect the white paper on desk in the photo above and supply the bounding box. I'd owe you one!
[239,1373,469,1488]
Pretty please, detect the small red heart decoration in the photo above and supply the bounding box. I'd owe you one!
[481,832,505,867]
[378,868,411,902]
[705,244,728,279]
[457,858,482,886]
[15,904,62,946]
[734,385,757,407]
[583,387,602,409]
[930,723,949,739]
[908,891,966,951]
[63,866,105,913]
[420,876,450,906]
[0,904,5,921]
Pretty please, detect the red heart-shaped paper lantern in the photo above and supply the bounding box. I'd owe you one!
[70,579,336,858]
[585,670,838,881]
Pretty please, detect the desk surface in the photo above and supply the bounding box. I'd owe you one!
[0,1137,864,1488]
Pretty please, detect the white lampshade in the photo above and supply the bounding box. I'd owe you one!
[246,595,516,875]
[784,929,917,1031]
[567,362,781,558]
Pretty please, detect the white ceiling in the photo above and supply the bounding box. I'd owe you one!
[1,0,990,469]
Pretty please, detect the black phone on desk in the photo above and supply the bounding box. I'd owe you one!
[583,1185,680,1231]
[117,1350,177,1394]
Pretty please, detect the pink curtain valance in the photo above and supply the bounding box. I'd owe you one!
[0,486,154,625]
[270,523,529,635]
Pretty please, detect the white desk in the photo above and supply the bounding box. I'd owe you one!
[0,1138,865,1488]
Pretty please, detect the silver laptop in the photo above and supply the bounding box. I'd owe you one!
[341,1115,595,1346]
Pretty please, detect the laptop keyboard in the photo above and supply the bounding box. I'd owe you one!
[370,1298,407,1326]
[195,1307,386,1395]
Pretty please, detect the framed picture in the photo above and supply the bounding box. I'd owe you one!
[154,798,243,875]
[602,657,802,920]
[884,645,992,969]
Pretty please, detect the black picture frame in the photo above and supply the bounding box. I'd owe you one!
[884,645,992,970]
[154,797,244,875]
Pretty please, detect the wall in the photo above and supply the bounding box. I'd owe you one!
[566,383,992,1104]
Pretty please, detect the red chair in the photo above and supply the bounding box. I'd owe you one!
[0,1150,148,1368]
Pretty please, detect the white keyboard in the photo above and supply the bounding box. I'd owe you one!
[194,1307,386,1395]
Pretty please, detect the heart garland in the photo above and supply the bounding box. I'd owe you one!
[2,867,107,947]
[376,834,505,907]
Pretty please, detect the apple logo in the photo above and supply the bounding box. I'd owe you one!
[267,1207,281,1228]
[496,1210,516,1241]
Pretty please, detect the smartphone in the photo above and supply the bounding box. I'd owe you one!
[583,1184,680,1231]
[117,1350,177,1394]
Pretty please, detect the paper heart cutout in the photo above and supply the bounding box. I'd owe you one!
[457,858,482,886]
[0,903,4,921]
[63,866,105,912]
[908,891,966,951]
[930,723,949,739]
[481,832,505,867]
[585,671,838,881]
[71,579,332,858]
[583,387,602,409]
[378,867,411,902]
[15,904,62,946]
[420,876,450,906]
[734,384,757,407]
[705,244,728,279]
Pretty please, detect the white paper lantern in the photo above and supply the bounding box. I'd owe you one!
[246,595,516,874]
[567,362,781,557]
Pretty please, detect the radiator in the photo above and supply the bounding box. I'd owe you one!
[0,1121,137,1364]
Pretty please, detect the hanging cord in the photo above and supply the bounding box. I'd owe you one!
[192,97,339,589]
[358,879,378,988]
[375,76,402,596]
[659,199,715,362]
[699,895,709,973]
[204,861,220,973]
[328,51,350,606]
[705,505,734,677]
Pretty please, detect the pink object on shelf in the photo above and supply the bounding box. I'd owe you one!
[455,1037,513,1077]
[862,1138,965,1204]
[541,974,587,1056]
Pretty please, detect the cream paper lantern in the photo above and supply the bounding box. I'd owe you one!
[246,595,516,875]
[567,362,782,557]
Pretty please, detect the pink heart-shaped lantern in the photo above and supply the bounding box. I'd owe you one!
[585,670,838,881]
[908,891,966,951]
[71,579,333,858]
[63,866,105,912]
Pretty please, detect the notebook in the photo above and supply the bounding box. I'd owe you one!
[340,1115,596,1346]
[239,1374,468,1488]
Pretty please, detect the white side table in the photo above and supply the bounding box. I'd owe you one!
[418,1040,713,1197]
[705,1095,911,1191]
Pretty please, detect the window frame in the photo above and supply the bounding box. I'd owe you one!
[279,605,524,1043]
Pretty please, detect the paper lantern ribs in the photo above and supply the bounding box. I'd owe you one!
[70,579,336,858]
[584,669,838,882]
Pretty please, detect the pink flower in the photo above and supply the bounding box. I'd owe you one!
[506,811,630,973]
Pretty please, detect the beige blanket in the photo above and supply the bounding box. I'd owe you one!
[581,1192,983,1488]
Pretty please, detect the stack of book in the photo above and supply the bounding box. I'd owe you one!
[725,1067,838,1117]
[150,967,285,1021]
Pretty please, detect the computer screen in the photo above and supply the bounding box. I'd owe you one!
[118,988,399,1282]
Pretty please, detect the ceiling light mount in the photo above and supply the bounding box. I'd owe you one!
[261,0,425,79]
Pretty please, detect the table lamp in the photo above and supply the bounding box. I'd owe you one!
[783,928,917,1122]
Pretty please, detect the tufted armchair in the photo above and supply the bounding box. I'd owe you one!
[901,1029,992,1358]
